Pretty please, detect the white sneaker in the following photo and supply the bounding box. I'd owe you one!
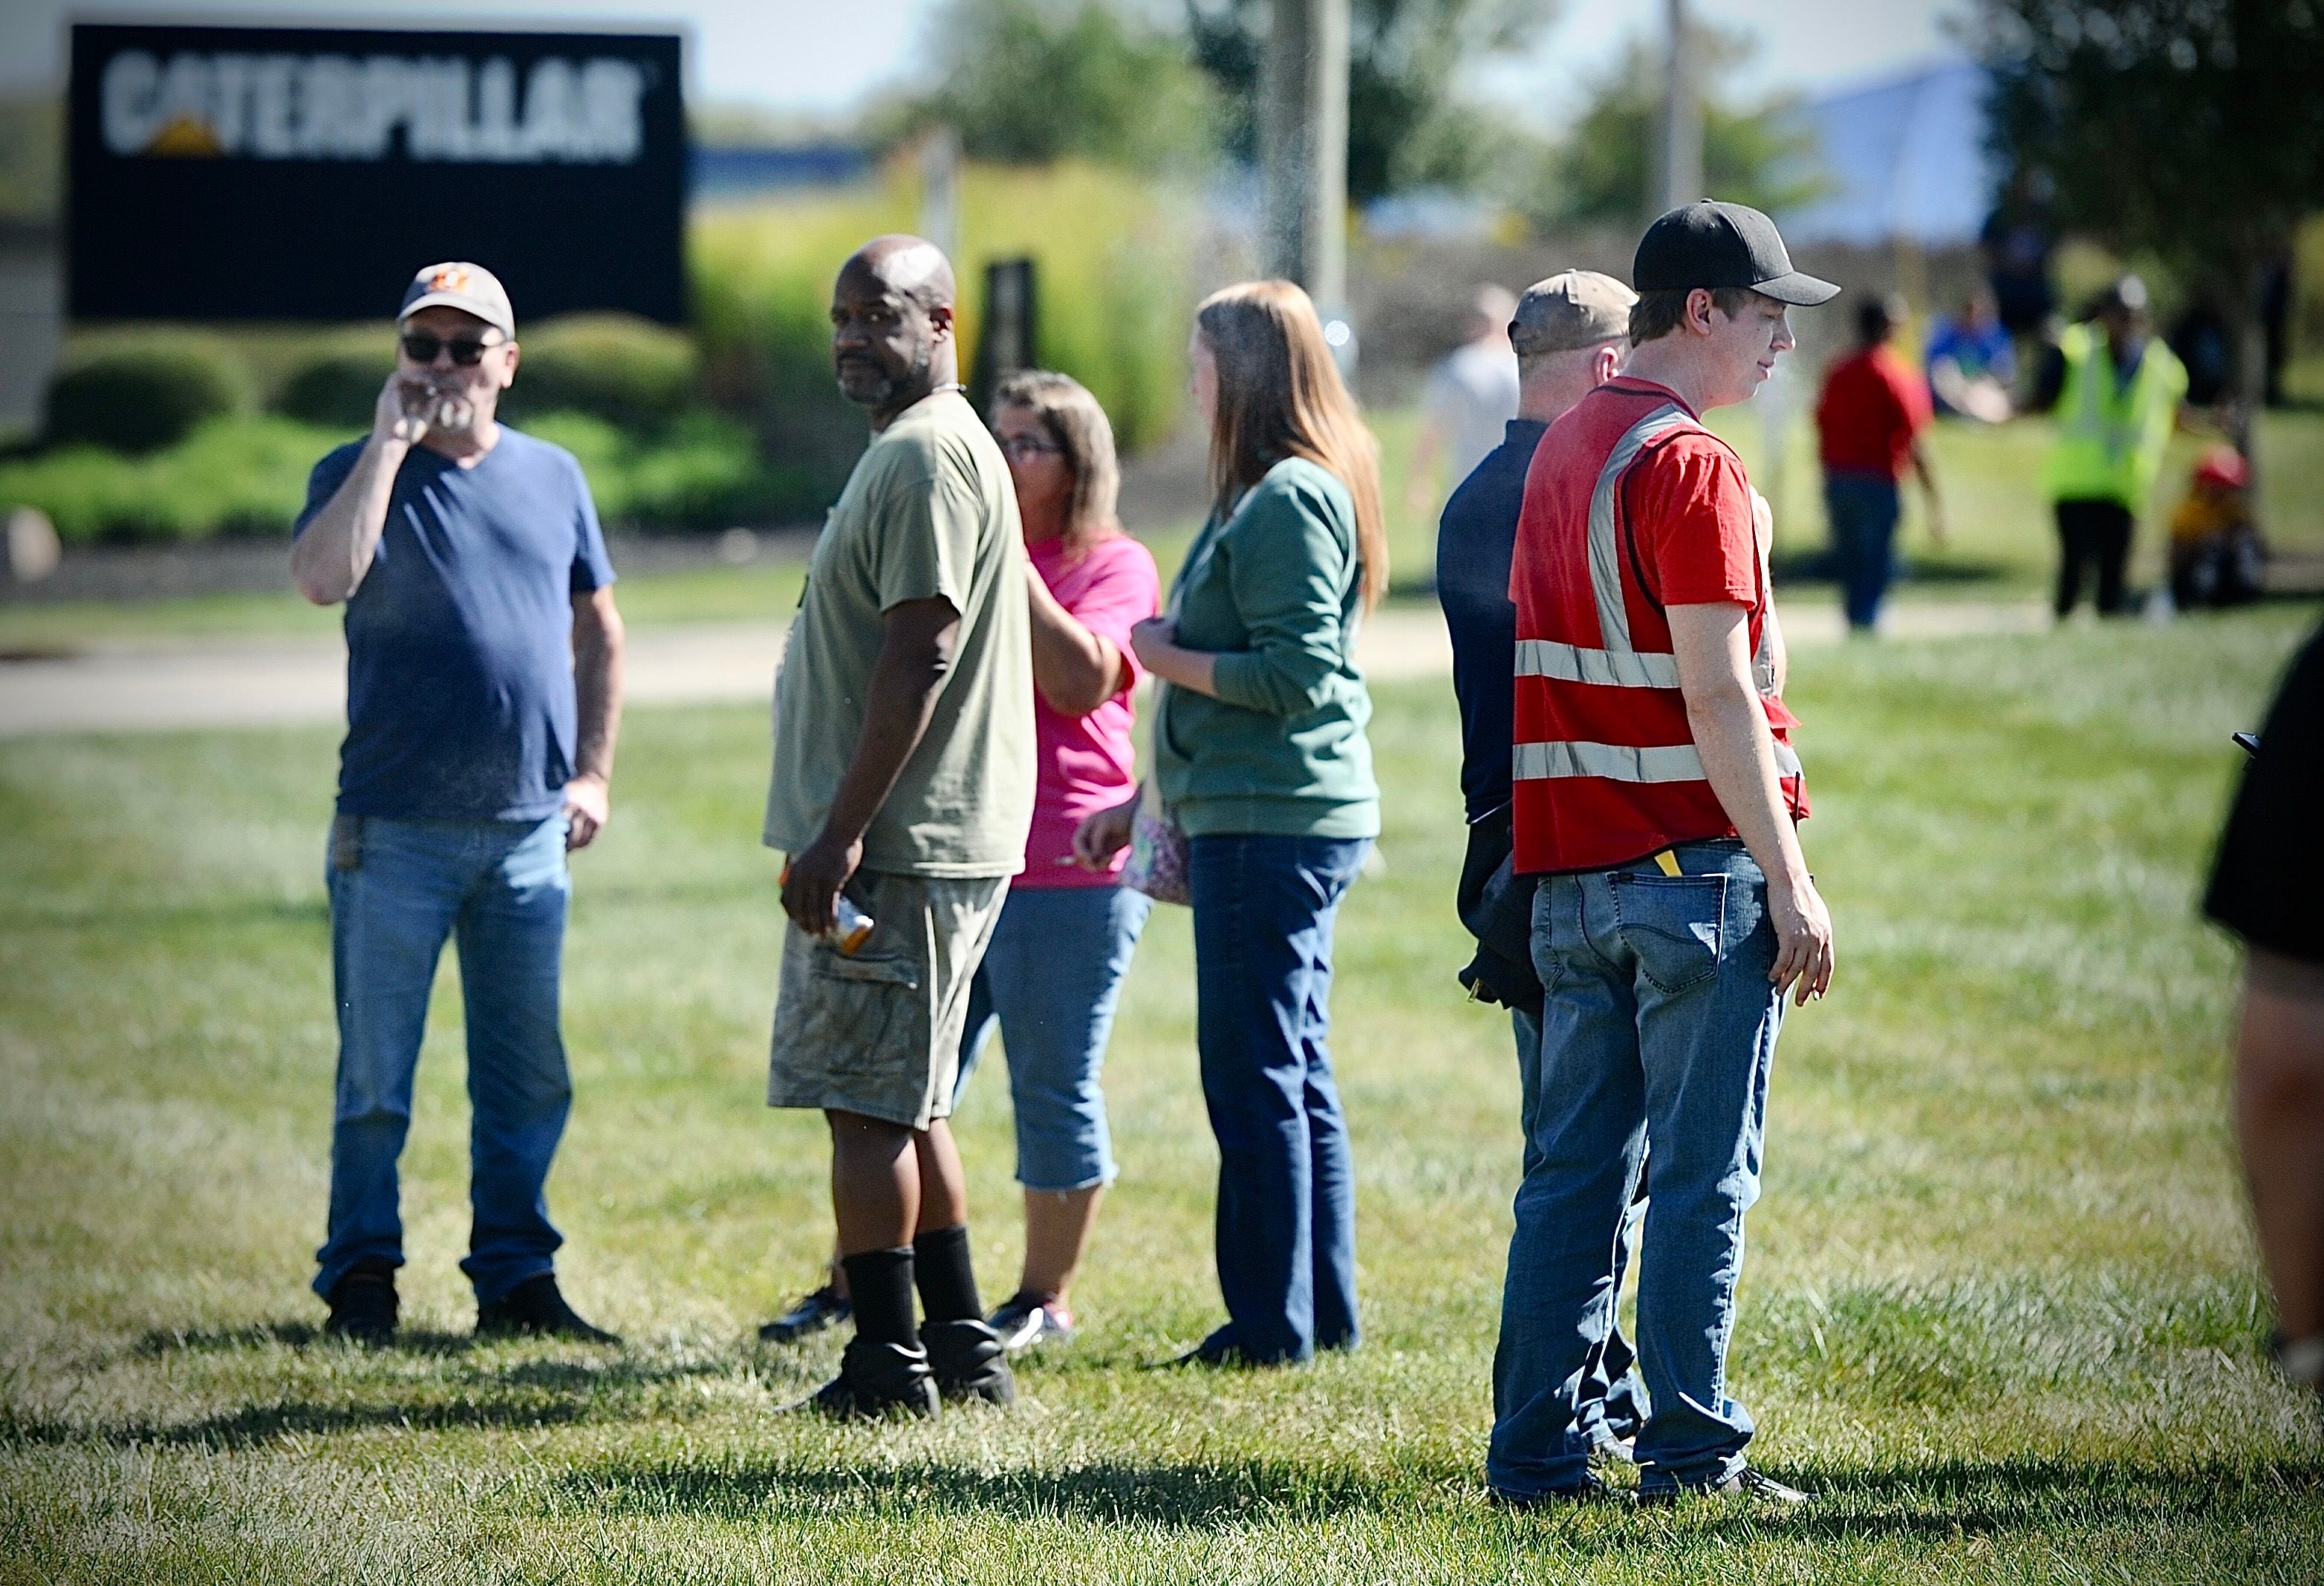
[987,1293,1075,1353]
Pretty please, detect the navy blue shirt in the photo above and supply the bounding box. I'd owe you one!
[296,428,616,822]
[1436,417,1547,822]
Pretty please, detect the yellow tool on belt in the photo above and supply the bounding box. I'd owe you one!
[1653,850,1682,877]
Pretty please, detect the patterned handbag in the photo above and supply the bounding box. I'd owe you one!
[1120,784,1191,907]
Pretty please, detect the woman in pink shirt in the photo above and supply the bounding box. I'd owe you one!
[954,371,1160,1352]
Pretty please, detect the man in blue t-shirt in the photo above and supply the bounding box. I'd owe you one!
[1434,269,1647,1459]
[290,262,626,1346]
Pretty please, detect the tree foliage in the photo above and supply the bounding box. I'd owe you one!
[1186,0,1558,203]
[899,0,1220,174]
[1523,27,1823,231]
[1970,0,2324,307]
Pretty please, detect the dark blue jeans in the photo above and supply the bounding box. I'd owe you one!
[1189,832,1369,1363]
[1824,470,1903,630]
[313,815,573,1305]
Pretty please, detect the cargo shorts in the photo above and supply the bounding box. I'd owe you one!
[767,869,1009,1130]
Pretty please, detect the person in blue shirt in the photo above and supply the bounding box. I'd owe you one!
[290,262,626,1347]
[1924,287,2017,422]
[1433,269,1648,1463]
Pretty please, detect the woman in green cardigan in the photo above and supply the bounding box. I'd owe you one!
[1086,278,1387,1364]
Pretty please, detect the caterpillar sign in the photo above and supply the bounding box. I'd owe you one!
[68,23,686,324]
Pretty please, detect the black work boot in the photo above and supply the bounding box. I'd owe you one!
[801,1337,941,1420]
[475,1273,620,1343]
[922,1316,1018,1406]
[323,1256,399,1346]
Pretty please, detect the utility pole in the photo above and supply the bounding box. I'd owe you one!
[1260,0,1349,316]
[1656,0,1702,218]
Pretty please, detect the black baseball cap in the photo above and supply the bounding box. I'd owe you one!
[1633,200,1839,307]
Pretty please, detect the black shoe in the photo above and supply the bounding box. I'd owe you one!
[475,1274,619,1343]
[921,1317,1018,1406]
[1157,1325,1284,1369]
[758,1282,851,1344]
[323,1257,398,1346]
[796,1337,940,1420]
[1636,1466,1811,1507]
[1488,1472,1628,1508]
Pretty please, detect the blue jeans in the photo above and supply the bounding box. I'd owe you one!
[1825,470,1902,630]
[313,815,574,1305]
[1190,832,1368,1363]
[955,883,1153,1191]
[1511,1005,1648,1451]
[1488,838,1785,1497]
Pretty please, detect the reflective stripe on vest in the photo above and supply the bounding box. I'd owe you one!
[1586,404,1692,651]
[1516,737,1803,784]
[1516,636,1680,689]
[1517,401,1795,786]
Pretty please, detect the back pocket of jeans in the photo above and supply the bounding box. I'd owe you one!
[1610,873,1728,995]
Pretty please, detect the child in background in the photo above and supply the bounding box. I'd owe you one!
[2170,446,2265,611]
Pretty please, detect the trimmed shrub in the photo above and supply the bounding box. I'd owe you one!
[502,316,700,432]
[522,408,802,530]
[0,415,336,543]
[276,351,393,429]
[45,345,254,454]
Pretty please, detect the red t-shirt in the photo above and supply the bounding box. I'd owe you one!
[1816,345,1930,480]
[1019,532,1160,887]
[1508,377,1806,874]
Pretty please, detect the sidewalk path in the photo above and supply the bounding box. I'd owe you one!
[0,601,2049,738]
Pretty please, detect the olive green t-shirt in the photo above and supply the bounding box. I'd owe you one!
[763,390,1035,877]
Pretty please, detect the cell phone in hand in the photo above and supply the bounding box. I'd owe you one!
[2232,731,2262,757]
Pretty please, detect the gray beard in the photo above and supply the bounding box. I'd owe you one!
[843,344,935,410]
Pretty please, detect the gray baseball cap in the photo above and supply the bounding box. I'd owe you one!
[398,261,515,339]
[1510,270,1638,356]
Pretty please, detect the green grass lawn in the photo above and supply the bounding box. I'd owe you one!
[4,606,2322,1581]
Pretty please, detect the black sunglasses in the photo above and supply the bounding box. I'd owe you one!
[399,330,500,366]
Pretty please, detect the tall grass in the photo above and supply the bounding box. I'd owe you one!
[691,156,1198,512]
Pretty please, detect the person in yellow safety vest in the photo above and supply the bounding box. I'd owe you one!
[2027,275,2190,618]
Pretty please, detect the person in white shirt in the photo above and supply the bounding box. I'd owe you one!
[1405,283,1520,537]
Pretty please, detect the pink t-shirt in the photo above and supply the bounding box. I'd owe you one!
[1020,532,1160,887]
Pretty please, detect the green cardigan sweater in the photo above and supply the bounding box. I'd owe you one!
[1153,457,1381,839]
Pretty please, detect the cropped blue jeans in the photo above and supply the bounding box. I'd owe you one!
[955,882,1153,1191]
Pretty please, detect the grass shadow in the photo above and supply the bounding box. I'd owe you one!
[133,1320,474,1358]
[563,1453,1407,1530]
[3,1394,593,1450]
[1534,1454,2324,1555]
[557,1450,2324,1540]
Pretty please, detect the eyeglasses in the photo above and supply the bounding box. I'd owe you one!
[997,435,1062,461]
[399,331,501,366]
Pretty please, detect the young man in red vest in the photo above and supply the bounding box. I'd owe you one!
[1488,201,1839,1507]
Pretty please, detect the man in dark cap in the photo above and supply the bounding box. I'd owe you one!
[1489,202,1836,1507]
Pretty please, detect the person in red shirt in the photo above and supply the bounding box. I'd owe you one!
[1815,293,1944,631]
[1488,201,1838,1510]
